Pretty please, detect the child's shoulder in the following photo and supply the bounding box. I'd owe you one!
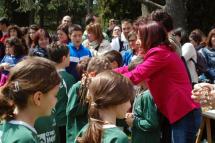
[71,81,81,89]
[103,125,129,143]
[2,121,38,143]
[67,81,81,96]
[137,90,153,101]
[75,124,129,143]
[59,70,76,81]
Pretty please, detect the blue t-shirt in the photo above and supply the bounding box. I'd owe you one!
[1,55,23,75]
[66,42,92,81]
[122,49,134,66]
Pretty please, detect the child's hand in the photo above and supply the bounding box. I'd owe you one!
[1,63,10,70]
[125,113,134,127]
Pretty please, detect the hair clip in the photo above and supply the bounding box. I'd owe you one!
[13,81,20,92]
[91,102,97,106]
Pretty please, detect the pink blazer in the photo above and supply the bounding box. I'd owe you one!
[115,44,200,124]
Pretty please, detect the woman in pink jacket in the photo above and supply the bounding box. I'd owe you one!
[115,21,201,143]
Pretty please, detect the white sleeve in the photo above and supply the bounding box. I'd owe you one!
[182,43,196,62]
[111,38,120,51]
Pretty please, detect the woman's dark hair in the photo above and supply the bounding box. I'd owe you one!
[57,23,70,40]
[0,57,60,121]
[150,9,173,32]
[7,25,23,38]
[138,21,170,52]
[5,37,25,57]
[189,30,203,46]
[26,24,39,48]
[34,29,51,46]
[172,27,188,45]
[206,28,215,47]
[77,71,134,143]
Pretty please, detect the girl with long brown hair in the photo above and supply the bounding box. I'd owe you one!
[0,57,61,142]
[76,71,134,143]
[66,56,112,143]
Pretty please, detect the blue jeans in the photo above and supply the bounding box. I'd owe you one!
[171,108,202,143]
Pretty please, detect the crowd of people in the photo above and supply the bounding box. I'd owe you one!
[0,9,215,143]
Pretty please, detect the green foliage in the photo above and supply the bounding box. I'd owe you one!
[2,0,214,35]
[5,0,87,27]
[0,0,4,16]
[96,0,142,22]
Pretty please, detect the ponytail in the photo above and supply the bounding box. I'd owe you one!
[77,103,104,143]
[79,73,91,105]
[0,86,16,121]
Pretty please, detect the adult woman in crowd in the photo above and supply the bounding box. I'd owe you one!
[115,21,201,143]
[82,23,111,56]
[200,29,215,83]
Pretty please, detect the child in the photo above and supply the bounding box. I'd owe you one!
[66,24,92,81]
[103,50,123,68]
[76,71,135,143]
[57,24,70,45]
[0,57,61,143]
[125,56,160,143]
[66,57,111,143]
[0,37,25,86]
[26,24,39,49]
[29,28,50,58]
[123,31,140,66]
[34,43,76,143]
[7,25,28,54]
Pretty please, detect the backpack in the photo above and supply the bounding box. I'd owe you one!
[190,49,207,75]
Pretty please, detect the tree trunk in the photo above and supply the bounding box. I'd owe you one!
[165,0,187,30]
[141,3,150,17]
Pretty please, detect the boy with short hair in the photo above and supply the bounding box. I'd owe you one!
[67,24,92,81]
[34,42,76,143]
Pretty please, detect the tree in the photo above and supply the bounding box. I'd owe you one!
[140,0,215,34]
[1,0,87,28]
[96,0,142,25]
[140,0,187,30]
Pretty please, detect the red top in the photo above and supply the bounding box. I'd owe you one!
[115,44,200,124]
[0,34,9,44]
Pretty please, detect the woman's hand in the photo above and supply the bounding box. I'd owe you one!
[192,83,215,108]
